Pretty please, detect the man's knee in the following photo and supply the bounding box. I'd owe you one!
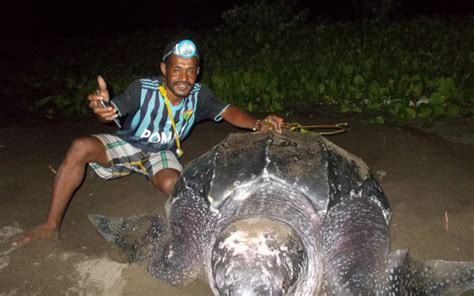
[152,169,181,196]
[67,136,106,164]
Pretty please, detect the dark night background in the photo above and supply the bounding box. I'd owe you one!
[1,0,473,119]
[2,0,474,39]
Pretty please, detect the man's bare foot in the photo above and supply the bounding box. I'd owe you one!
[10,223,59,247]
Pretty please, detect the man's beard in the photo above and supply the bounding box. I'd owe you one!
[165,79,192,99]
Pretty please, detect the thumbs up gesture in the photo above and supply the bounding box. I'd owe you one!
[88,75,118,123]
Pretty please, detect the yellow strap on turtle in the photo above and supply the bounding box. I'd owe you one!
[261,119,349,135]
[284,122,349,135]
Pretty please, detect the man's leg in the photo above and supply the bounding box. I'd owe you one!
[151,168,181,196]
[12,136,109,246]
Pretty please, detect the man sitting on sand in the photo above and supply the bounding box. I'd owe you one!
[13,39,284,246]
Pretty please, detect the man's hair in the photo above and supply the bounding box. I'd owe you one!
[162,40,201,66]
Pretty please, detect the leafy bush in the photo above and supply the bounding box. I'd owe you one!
[203,16,473,124]
[11,15,473,124]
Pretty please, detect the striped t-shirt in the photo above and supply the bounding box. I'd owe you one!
[111,76,229,153]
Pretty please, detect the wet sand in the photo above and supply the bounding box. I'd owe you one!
[0,114,472,295]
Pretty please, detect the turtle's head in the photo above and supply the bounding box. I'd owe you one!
[215,261,287,296]
[210,218,308,295]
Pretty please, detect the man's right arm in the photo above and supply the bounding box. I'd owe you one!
[88,75,119,123]
[88,76,141,124]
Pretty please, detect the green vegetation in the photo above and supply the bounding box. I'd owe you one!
[11,13,473,124]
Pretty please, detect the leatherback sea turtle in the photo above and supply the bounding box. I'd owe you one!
[89,131,473,295]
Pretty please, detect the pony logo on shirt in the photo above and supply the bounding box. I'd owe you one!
[183,109,193,121]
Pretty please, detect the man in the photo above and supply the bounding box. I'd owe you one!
[13,39,284,246]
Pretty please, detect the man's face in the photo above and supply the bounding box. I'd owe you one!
[161,55,199,100]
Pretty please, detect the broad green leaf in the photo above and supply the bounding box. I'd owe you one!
[405,107,416,119]
[304,80,315,92]
[367,102,382,110]
[412,83,423,97]
[342,64,353,76]
[329,80,337,94]
[364,59,374,71]
[444,77,455,90]
[247,102,254,112]
[271,100,283,112]
[340,105,352,113]
[438,77,456,97]
[353,75,365,86]
[433,105,445,116]
[318,83,325,94]
[375,116,384,124]
[430,92,446,105]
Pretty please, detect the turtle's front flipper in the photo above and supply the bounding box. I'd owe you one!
[88,214,169,265]
[146,210,207,288]
[385,249,473,295]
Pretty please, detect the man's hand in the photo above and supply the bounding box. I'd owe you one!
[88,75,118,123]
[220,106,284,133]
[10,223,59,247]
[258,114,284,133]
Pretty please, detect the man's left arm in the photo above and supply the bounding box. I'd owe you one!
[221,106,284,133]
[197,86,283,132]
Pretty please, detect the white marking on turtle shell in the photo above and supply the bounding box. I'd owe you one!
[220,231,281,258]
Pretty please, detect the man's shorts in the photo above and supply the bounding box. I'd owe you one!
[89,134,182,180]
